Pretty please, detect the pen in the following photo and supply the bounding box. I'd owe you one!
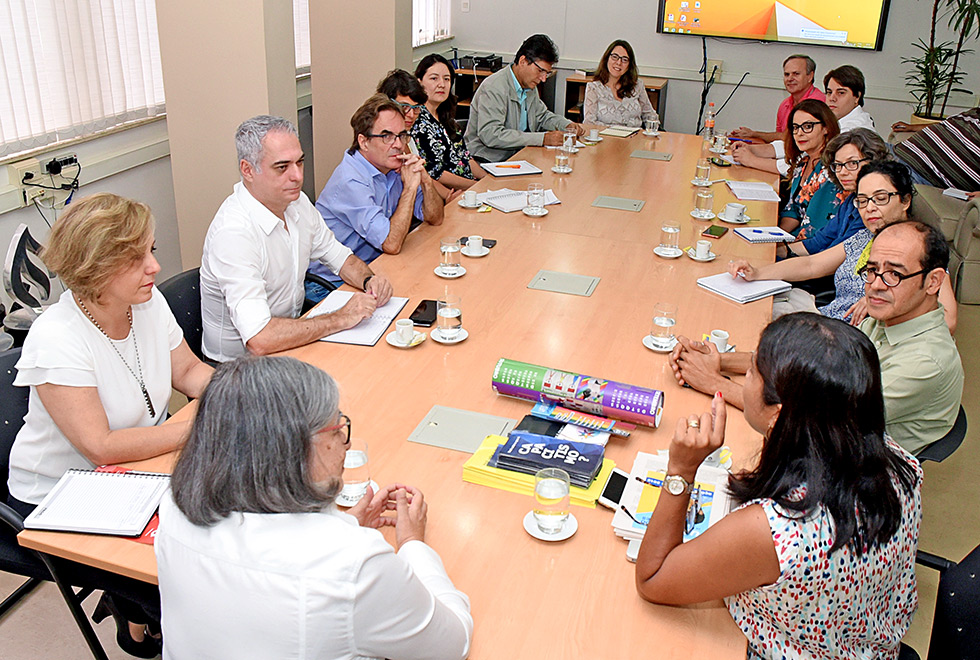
[750,229,783,236]
[728,137,751,143]
[496,164,521,169]
[620,504,644,525]
[635,475,660,488]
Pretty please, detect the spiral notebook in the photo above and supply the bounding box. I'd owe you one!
[24,469,170,536]
[734,227,796,243]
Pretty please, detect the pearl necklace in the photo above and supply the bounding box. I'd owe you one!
[75,296,156,418]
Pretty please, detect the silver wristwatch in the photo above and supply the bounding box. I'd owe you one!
[663,475,693,496]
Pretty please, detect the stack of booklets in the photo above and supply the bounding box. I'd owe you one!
[462,435,615,508]
[600,125,640,138]
[489,430,605,488]
[611,452,732,542]
[697,272,791,304]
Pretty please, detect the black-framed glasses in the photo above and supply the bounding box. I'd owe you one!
[390,98,424,113]
[365,131,411,145]
[858,265,929,287]
[530,59,556,79]
[608,52,631,65]
[831,157,870,172]
[321,413,351,446]
[790,120,823,134]
[853,191,901,209]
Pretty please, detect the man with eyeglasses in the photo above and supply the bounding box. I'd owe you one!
[464,34,585,163]
[314,94,445,287]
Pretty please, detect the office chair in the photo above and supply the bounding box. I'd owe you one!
[302,271,337,314]
[917,406,968,464]
[157,267,204,360]
[3,224,55,337]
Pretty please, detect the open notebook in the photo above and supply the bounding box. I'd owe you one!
[308,290,408,346]
[697,272,791,304]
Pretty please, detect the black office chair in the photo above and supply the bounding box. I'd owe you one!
[157,267,203,360]
[0,347,109,659]
[302,271,337,314]
[917,406,968,464]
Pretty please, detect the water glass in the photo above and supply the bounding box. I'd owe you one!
[439,237,462,276]
[341,439,370,504]
[658,220,681,256]
[694,188,714,218]
[713,134,728,151]
[563,127,578,152]
[650,303,678,350]
[644,118,660,135]
[533,467,571,534]
[526,183,545,215]
[437,294,463,340]
[555,149,571,173]
[693,158,711,185]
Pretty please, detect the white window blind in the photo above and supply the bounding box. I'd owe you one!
[0,0,166,159]
[293,0,310,71]
[413,0,451,48]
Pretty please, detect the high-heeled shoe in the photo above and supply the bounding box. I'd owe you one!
[92,593,162,658]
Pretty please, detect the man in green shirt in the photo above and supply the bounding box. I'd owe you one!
[668,220,963,455]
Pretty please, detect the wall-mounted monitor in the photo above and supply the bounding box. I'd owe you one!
[656,0,891,51]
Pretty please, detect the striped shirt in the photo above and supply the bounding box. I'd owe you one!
[894,107,980,190]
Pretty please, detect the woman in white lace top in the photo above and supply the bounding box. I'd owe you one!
[584,40,658,128]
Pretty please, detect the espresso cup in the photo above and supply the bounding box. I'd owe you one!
[396,319,415,344]
[695,240,711,259]
[467,235,483,251]
[463,190,478,206]
[725,202,746,221]
[709,329,730,352]
[589,128,600,141]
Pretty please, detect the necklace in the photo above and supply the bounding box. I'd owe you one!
[75,296,156,418]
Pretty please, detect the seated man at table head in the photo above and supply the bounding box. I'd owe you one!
[156,356,473,659]
[669,220,963,455]
[314,94,444,288]
[730,54,825,144]
[464,33,585,162]
[200,115,393,362]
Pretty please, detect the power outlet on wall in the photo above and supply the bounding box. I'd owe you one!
[461,0,470,12]
[7,158,44,205]
[706,59,723,79]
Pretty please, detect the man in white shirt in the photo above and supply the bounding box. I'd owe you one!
[200,115,393,362]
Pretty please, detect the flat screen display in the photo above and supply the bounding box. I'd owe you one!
[656,0,890,51]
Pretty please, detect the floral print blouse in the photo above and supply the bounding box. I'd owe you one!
[410,107,474,181]
[583,80,657,128]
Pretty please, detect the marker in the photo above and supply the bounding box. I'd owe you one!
[496,164,521,169]
[750,229,784,236]
[728,137,751,143]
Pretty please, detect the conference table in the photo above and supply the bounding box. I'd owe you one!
[20,130,782,658]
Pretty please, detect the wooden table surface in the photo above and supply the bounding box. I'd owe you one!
[21,132,782,659]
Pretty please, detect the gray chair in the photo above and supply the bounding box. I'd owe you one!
[918,406,968,464]
[3,224,56,337]
[948,199,980,304]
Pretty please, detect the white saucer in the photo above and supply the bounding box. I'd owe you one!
[431,328,469,344]
[690,210,716,220]
[709,147,727,154]
[523,511,578,541]
[718,212,750,224]
[643,130,660,137]
[461,245,490,257]
[335,480,380,508]
[434,265,466,279]
[582,136,603,143]
[685,247,717,262]
[551,166,572,174]
[565,147,580,154]
[385,330,426,348]
[457,198,482,209]
[654,246,683,259]
[522,207,548,217]
[691,178,712,186]
[643,334,678,353]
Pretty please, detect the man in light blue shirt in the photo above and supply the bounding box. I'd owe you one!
[313,95,444,286]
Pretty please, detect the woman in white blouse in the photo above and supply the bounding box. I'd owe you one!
[156,356,473,660]
[7,193,213,657]
[584,40,658,128]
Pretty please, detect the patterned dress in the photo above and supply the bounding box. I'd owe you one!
[819,228,872,320]
[410,107,474,181]
[783,157,843,240]
[583,81,657,128]
[727,441,922,659]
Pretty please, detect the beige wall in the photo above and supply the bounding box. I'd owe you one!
[156,0,298,269]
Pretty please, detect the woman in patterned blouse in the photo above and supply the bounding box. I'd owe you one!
[636,312,922,660]
[583,40,658,128]
[413,54,485,190]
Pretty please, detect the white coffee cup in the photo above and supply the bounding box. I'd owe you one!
[695,239,711,259]
[589,128,600,141]
[395,319,414,344]
[467,235,483,251]
[463,190,478,206]
[724,202,746,221]
[709,329,730,352]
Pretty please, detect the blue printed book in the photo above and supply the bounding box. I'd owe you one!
[489,431,605,488]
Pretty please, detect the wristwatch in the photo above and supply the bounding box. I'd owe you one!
[362,275,374,292]
[663,475,693,496]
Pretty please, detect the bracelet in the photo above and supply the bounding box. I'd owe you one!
[362,275,374,292]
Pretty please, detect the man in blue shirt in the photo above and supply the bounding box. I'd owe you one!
[313,95,444,287]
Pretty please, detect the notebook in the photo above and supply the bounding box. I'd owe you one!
[308,290,408,346]
[734,227,796,243]
[725,180,780,202]
[478,188,561,213]
[600,125,640,138]
[697,272,791,303]
[24,469,170,536]
[482,160,543,177]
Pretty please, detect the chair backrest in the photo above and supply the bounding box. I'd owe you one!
[3,224,53,315]
[927,541,980,660]
[0,348,28,503]
[157,268,203,360]
[918,406,968,464]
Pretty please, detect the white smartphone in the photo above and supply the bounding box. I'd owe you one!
[597,467,630,510]
[626,538,642,563]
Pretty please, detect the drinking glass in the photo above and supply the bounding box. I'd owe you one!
[340,439,370,504]
[563,127,578,152]
[693,188,714,218]
[439,237,462,276]
[658,221,681,256]
[555,149,571,173]
[644,118,660,135]
[437,294,463,340]
[533,467,570,534]
[526,183,545,215]
[693,158,711,185]
[650,303,678,350]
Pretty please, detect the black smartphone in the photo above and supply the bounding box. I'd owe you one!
[701,225,729,239]
[459,237,496,248]
[710,156,732,167]
[408,299,438,327]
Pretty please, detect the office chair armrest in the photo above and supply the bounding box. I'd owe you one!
[304,272,337,291]
[0,501,26,533]
[916,549,955,573]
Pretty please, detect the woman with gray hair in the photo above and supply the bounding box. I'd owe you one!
[155,356,473,660]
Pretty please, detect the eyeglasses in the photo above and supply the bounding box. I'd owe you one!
[365,131,411,145]
[608,53,631,65]
[857,265,929,287]
[390,98,424,113]
[853,191,901,209]
[320,413,351,446]
[831,157,870,173]
[790,121,823,134]
[530,59,556,79]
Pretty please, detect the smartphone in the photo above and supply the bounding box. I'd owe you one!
[626,538,642,563]
[597,468,630,509]
[408,299,438,327]
[459,237,496,248]
[701,225,729,239]
[710,156,732,167]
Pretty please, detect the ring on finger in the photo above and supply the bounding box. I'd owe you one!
[688,418,700,429]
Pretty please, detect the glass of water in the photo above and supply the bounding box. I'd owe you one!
[650,302,678,350]
[658,220,681,257]
[439,237,461,276]
[437,294,463,341]
[555,148,571,173]
[563,127,578,153]
[644,117,660,135]
[533,467,570,534]
[693,188,714,219]
[693,158,711,185]
[341,438,370,504]
[526,183,545,215]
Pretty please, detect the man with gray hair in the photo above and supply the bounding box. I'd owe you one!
[200,115,394,362]
[730,54,825,144]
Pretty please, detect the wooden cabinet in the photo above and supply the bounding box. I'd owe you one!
[453,68,494,124]
[564,75,668,123]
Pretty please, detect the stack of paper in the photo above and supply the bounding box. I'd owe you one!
[478,188,561,213]
[697,272,791,304]
[600,125,640,138]
[490,432,605,488]
[725,180,780,202]
[611,452,732,542]
[462,435,615,508]
[482,160,543,177]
